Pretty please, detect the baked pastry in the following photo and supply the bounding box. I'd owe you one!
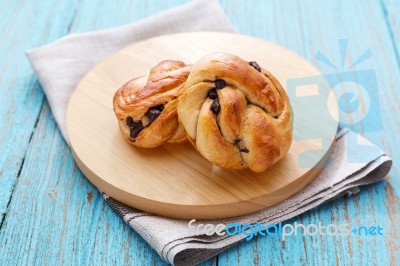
[177,53,293,172]
[113,60,190,148]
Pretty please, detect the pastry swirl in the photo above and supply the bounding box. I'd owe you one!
[177,53,293,172]
[113,60,190,148]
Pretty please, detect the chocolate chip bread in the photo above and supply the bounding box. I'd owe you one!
[177,53,293,172]
[113,60,190,148]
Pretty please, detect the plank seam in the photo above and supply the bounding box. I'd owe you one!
[0,98,44,230]
[0,159,24,230]
[0,0,81,231]
[67,0,81,33]
[379,0,400,68]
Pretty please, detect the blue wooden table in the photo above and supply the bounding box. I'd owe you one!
[0,0,399,265]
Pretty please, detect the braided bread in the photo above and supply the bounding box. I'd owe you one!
[113,60,190,148]
[177,53,293,172]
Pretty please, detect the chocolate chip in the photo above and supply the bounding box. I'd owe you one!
[210,99,220,114]
[145,104,165,124]
[126,116,133,126]
[235,139,249,152]
[208,89,218,99]
[249,61,261,72]
[147,109,161,123]
[129,121,144,138]
[127,116,145,138]
[215,79,226,89]
[126,104,166,138]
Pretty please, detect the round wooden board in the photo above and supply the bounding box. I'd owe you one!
[67,32,338,219]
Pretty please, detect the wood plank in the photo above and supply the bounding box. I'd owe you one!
[382,0,400,65]
[0,0,215,265]
[218,0,400,264]
[0,0,81,223]
[0,103,168,265]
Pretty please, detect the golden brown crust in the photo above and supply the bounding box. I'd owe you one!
[113,60,190,148]
[177,53,293,172]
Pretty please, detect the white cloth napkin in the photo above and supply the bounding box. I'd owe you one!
[26,0,392,265]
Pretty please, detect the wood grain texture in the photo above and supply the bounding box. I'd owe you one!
[382,0,400,67]
[67,32,338,219]
[0,103,170,265]
[0,0,81,223]
[0,0,398,265]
